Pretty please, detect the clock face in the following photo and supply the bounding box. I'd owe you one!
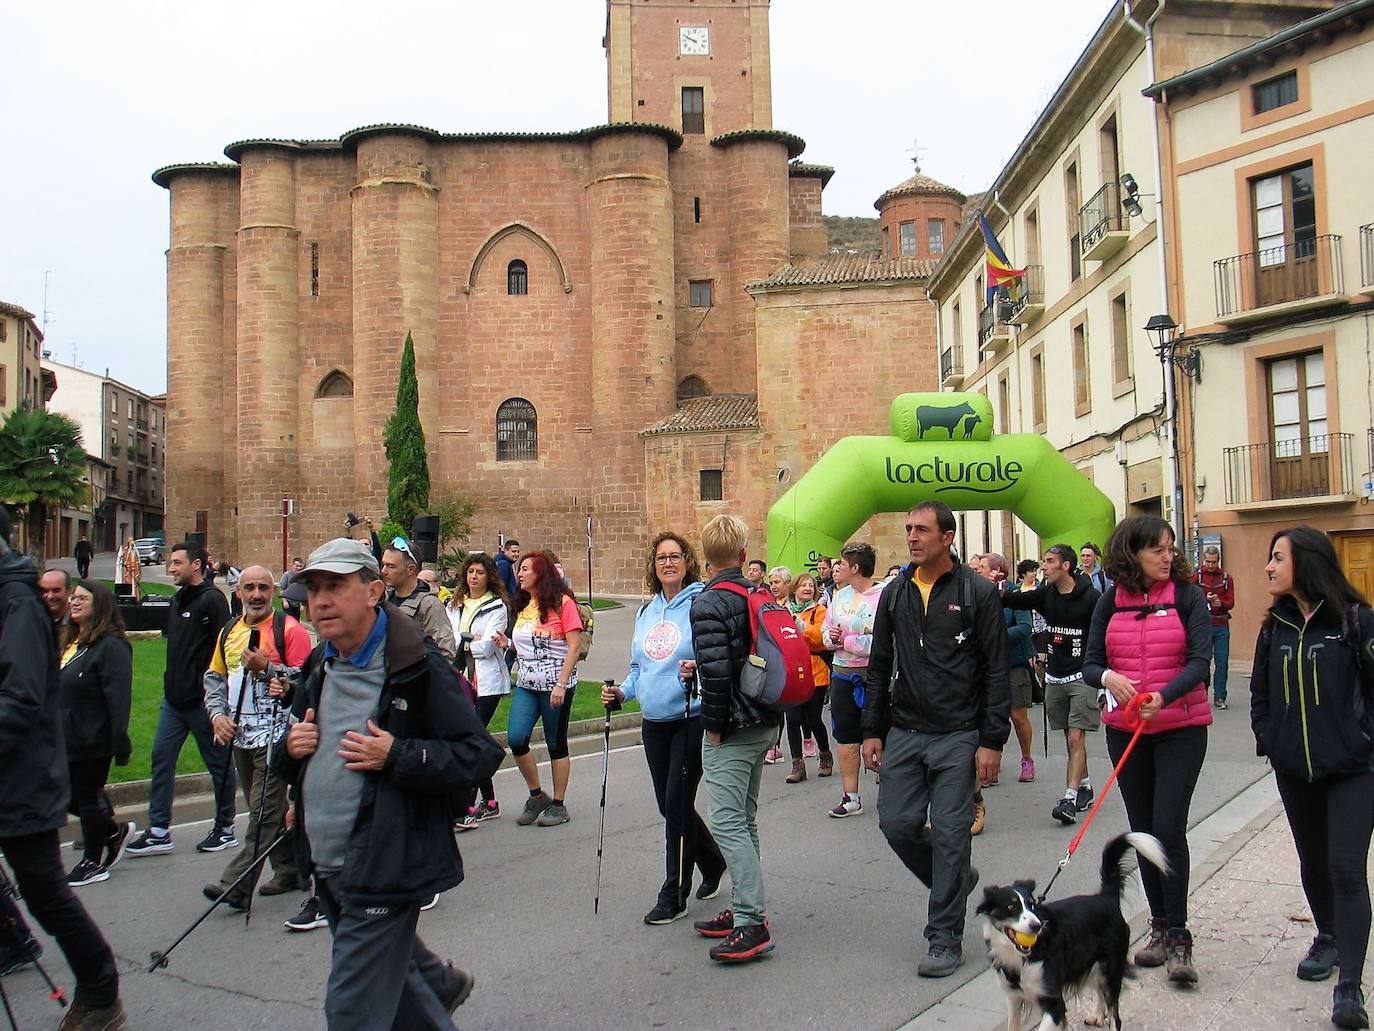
[679,26,709,55]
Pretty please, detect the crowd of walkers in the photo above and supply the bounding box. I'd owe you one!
[2,502,1373,1029]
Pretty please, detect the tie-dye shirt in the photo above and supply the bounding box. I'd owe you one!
[512,595,583,692]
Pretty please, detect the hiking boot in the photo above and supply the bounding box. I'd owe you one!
[785,758,807,784]
[971,798,987,836]
[709,923,774,963]
[56,998,128,1030]
[537,802,570,826]
[696,872,724,901]
[67,858,110,887]
[0,937,41,977]
[1052,797,1078,825]
[258,874,297,897]
[284,897,327,932]
[803,736,818,759]
[124,828,173,856]
[438,963,475,1014]
[694,909,736,938]
[515,793,553,826]
[1165,928,1198,984]
[203,883,249,912]
[1298,933,1339,981]
[1334,980,1371,1029]
[644,901,688,925]
[1019,756,1035,782]
[828,794,862,818]
[1135,919,1168,967]
[1075,783,1095,812]
[918,942,965,978]
[195,826,238,852]
[104,821,135,870]
[475,799,501,822]
[817,750,834,777]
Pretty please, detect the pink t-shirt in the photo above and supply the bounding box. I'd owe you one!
[512,595,583,692]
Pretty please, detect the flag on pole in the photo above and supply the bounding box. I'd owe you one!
[978,213,1025,307]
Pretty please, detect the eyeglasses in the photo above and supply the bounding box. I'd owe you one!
[391,536,418,565]
[654,553,686,565]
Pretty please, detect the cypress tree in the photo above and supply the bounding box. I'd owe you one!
[383,332,430,530]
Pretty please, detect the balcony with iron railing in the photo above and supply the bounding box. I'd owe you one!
[1222,432,1356,507]
[940,344,965,389]
[1079,181,1128,262]
[1214,233,1345,325]
[1361,223,1374,294]
[978,299,1012,356]
[1004,265,1045,326]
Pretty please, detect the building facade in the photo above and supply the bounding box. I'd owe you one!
[1150,0,1374,660]
[156,0,945,589]
[0,301,50,418]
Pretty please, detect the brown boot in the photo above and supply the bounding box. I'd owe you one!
[818,750,834,777]
[1134,918,1168,967]
[785,758,807,784]
[1166,928,1198,985]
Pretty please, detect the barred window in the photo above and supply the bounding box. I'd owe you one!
[699,469,723,501]
[507,259,528,296]
[496,397,537,461]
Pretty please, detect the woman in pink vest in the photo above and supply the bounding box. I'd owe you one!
[1083,516,1212,986]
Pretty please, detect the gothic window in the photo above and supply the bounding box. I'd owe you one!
[496,397,537,461]
[316,371,354,398]
[507,259,528,296]
[676,375,710,403]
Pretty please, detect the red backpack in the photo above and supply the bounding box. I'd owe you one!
[710,581,816,710]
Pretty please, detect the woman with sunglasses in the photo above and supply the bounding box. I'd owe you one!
[447,553,513,830]
[602,532,726,924]
[495,550,583,827]
[1252,527,1374,1029]
[60,581,135,886]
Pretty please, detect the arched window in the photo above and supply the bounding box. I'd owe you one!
[507,259,528,296]
[496,397,537,461]
[676,375,710,403]
[316,370,354,398]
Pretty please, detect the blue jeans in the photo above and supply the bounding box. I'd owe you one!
[1210,625,1231,702]
[147,699,237,833]
[506,686,575,761]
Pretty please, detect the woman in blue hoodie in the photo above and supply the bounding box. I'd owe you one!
[602,532,727,926]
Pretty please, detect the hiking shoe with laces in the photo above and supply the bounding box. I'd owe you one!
[516,793,553,826]
[1135,919,1168,967]
[284,897,328,932]
[694,909,736,938]
[1075,783,1095,812]
[817,750,834,777]
[1298,933,1339,981]
[971,799,987,835]
[203,883,248,912]
[67,858,109,887]
[918,942,965,978]
[537,802,570,826]
[1052,796,1078,825]
[709,923,774,963]
[196,826,238,852]
[104,821,135,870]
[644,902,688,925]
[828,794,862,818]
[1019,756,1035,782]
[476,800,500,822]
[1334,980,1371,1029]
[124,828,173,856]
[56,998,128,1031]
[1165,928,1198,984]
[454,807,481,832]
[785,758,807,784]
[439,963,475,1014]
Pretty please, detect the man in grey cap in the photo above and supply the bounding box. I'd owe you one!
[274,538,504,1030]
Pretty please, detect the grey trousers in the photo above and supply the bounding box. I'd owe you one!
[876,728,979,947]
[316,878,457,1031]
[702,721,775,926]
[218,744,297,892]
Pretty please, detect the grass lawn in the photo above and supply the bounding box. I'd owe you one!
[99,579,175,596]
[116,638,637,784]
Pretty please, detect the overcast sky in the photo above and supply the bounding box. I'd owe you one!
[1,1,1109,395]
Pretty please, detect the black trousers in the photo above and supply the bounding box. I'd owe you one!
[786,685,830,759]
[1105,725,1207,929]
[67,756,116,866]
[641,716,726,908]
[0,829,119,1008]
[1276,769,1374,982]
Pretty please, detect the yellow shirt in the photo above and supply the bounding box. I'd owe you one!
[913,569,936,610]
[61,641,78,668]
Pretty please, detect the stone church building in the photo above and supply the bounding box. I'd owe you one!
[156,0,953,592]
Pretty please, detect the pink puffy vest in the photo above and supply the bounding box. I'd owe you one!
[1101,580,1212,735]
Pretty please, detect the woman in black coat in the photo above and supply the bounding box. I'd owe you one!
[1252,526,1374,1030]
[60,580,134,887]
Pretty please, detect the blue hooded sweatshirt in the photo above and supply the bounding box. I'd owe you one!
[621,580,705,721]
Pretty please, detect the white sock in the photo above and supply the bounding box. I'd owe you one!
[150,827,168,838]
[1063,789,1077,801]
[1080,777,1092,789]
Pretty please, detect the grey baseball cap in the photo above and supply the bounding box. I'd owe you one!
[300,538,380,577]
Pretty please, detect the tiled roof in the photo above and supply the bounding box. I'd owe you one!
[0,301,37,321]
[789,160,835,187]
[641,394,760,437]
[711,128,807,159]
[746,252,935,291]
[875,172,966,210]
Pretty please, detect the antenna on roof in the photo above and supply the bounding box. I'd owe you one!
[42,269,54,337]
[907,137,925,174]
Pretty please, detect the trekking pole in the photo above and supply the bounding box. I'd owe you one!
[242,692,284,926]
[0,863,66,1010]
[677,670,696,907]
[147,826,290,972]
[593,681,615,915]
[1037,692,1153,903]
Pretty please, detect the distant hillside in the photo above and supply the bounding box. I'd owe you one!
[824,215,880,254]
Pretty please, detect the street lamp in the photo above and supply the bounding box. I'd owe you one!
[1145,313,1192,541]
[1145,314,1200,380]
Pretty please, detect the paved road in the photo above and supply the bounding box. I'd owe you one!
[5,675,1268,1031]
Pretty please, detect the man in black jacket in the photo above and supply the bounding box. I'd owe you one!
[0,508,126,1029]
[862,500,1010,978]
[688,515,782,964]
[276,538,504,1029]
[126,539,237,857]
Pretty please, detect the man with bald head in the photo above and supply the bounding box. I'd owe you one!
[203,565,313,906]
[39,568,72,641]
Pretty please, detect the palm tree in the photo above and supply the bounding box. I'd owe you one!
[0,408,88,558]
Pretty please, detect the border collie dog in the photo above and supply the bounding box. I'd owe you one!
[977,832,1168,1031]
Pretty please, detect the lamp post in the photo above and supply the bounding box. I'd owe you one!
[1145,314,1199,542]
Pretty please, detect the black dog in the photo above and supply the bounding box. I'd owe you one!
[977,832,1168,1031]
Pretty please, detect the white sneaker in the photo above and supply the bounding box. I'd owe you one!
[827,794,863,818]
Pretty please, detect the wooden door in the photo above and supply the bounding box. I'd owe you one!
[1337,532,1374,608]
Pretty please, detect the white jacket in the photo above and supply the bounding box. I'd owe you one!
[447,596,510,697]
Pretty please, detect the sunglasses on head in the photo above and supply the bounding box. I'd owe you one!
[392,536,418,564]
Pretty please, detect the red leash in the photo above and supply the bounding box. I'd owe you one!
[1036,692,1155,903]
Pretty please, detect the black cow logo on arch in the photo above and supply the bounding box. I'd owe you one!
[915,401,982,440]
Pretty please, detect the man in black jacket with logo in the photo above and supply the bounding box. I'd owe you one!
[276,538,504,1029]
[862,500,1010,978]
[126,539,237,857]
[0,508,126,1029]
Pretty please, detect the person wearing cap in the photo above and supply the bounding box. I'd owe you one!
[274,538,504,1029]
[381,538,457,663]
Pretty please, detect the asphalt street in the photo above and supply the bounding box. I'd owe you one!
[5,676,1269,1031]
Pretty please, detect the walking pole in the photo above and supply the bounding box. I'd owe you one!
[593,680,615,914]
[242,692,284,926]
[677,670,695,908]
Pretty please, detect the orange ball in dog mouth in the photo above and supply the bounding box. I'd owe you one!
[1007,929,1039,952]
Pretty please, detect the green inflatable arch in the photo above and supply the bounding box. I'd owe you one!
[766,392,1116,575]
